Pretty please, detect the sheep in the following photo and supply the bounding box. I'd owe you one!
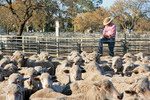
[23,68,40,91]
[111,56,123,74]
[69,63,86,82]
[34,66,50,74]
[29,88,66,100]
[3,63,18,77]
[56,74,70,85]
[55,59,73,75]
[67,51,81,61]
[122,53,136,63]
[122,61,137,76]
[8,73,24,88]
[10,51,27,68]
[4,83,24,100]
[85,79,122,100]
[80,51,88,59]
[131,64,150,77]
[84,51,100,64]
[0,57,11,68]
[123,83,150,100]
[142,56,150,64]
[62,79,122,100]
[134,52,146,61]
[39,73,56,89]
[72,56,84,66]
[82,61,103,80]
[38,52,52,61]
[62,80,96,95]
[27,58,55,75]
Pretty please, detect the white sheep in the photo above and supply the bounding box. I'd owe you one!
[67,50,81,61]
[82,61,103,80]
[8,73,24,88]
[29,88,66,100]
[10,51,26,68]
[5,83,24,100]
[0,57,11,68]
[39,73,56,89]
[112,56,123,73]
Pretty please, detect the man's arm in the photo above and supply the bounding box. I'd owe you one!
[109,24,116,38]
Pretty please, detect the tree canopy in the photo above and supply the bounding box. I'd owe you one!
[0,0,149,34]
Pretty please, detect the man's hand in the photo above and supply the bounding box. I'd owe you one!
[103,34,109,38]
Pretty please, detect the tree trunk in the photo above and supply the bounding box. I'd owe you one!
[17,23,25,36]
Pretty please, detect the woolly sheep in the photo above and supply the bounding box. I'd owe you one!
[112,56,123,73]
[67,51,81,61]
[10,51,26,68]
[82,61,103,80]
[80,51,88,59]
[122,61,137,76]
[69,63,86,82]
[0,58,11,68]
[5,83,24,100]
[23,68,40,91]
[8,73,24,88]
[131,64,150,77]
[84,51,100,64]
[27,59,55,75]
[63,79,122,100]
[55,59,73,75]
[124,83,150,100]
[134,52,146,61]
[38,52,52,61]
[30,88,65,99]
[40,73,56,89]
[122,53,136,63]
[85,79,122,100]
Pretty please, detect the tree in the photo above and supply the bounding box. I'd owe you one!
[0,0,49,35]
[60,0,103,32]
[74,7,108,32]
[109,0,149,31]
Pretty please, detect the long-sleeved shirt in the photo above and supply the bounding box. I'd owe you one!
[102,23,116,39]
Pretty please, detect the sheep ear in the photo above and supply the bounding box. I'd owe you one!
[64,70,70,74]
[34,77,40,81]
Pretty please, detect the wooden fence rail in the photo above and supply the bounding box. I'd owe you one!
[0,35,150,57]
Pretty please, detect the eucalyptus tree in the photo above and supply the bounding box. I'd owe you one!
[110,0,149,31]
[0,0,59,35]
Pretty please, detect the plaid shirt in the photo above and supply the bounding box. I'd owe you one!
[103,23,116,39]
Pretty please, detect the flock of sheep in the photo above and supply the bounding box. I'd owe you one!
[0,50,150,100]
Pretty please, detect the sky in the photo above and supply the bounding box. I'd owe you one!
[101,0,116,8]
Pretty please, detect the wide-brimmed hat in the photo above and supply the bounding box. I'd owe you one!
[103,17,113,25]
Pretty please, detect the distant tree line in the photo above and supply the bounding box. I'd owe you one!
[0,0,149,36]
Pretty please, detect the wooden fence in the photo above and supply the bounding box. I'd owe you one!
[0,35,150,57]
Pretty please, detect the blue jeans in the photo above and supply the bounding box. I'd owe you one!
[98,38,115,57]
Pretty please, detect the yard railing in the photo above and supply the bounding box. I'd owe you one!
[0,35,150,57]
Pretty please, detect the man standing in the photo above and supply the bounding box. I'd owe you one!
[98,17,116,57]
